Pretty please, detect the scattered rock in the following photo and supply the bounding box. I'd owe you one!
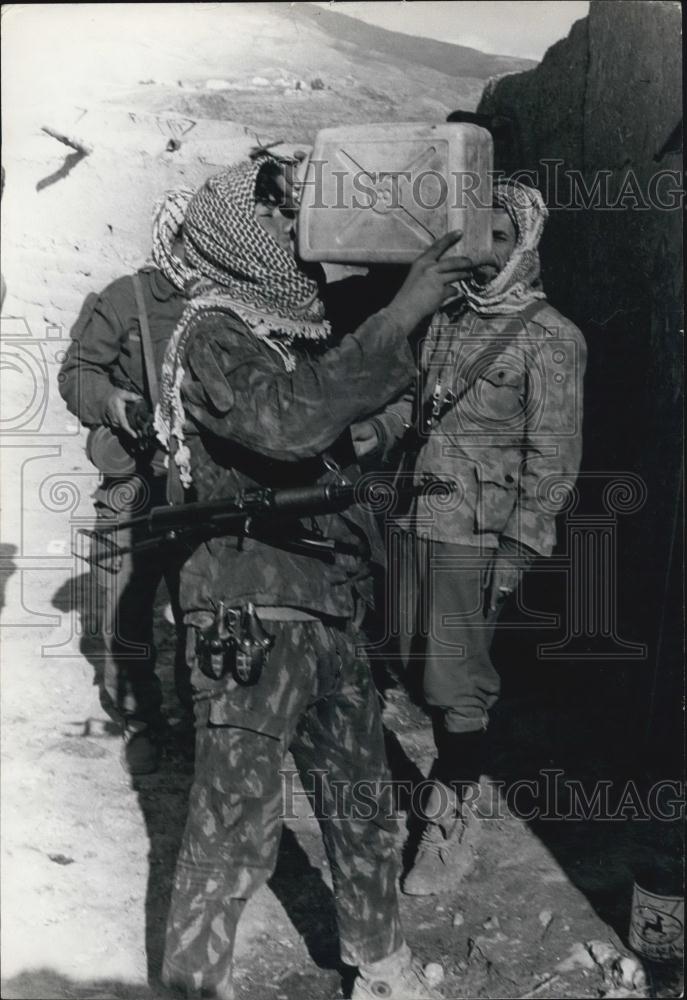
[612,954,647,991]
[482,915,500,931]
[568,941,652,998]
[452,911,465,927]
[556,941,598,972]
[588,940,619,968]
[468,931,509,961]
[538,908,553,928]
[48,853,75,865]
[423,962,444,986]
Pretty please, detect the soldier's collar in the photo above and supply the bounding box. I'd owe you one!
[141,266,179,302]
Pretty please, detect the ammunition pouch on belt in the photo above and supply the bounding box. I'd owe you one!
[196,602,274,686]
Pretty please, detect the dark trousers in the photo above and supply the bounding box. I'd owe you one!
[162,618,404,998]
[94,473,190,726]
[396,532,501,734]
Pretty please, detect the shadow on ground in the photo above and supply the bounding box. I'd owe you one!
[0,970,164,1000]
[378,559,684,953]
[46,571,349,999]
[34,546,682,1000]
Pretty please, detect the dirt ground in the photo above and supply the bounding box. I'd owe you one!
[0,8,682,993]
[1,350,682,999]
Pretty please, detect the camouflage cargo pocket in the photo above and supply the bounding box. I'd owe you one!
[190,620,316,741]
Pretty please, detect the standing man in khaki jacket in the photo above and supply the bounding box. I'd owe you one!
[354,181,587,894]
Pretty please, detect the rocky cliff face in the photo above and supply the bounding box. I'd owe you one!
[479,0,683,755]
[480,0,681,337]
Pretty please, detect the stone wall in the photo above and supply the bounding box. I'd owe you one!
[479,0,683,756]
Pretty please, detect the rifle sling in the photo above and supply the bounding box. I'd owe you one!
[82,521,367,571]
[132,272,159,410]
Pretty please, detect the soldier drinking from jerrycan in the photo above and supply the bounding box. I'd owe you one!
[154,149,478,1000]
[59,190,196,774]
[353,181,587,895]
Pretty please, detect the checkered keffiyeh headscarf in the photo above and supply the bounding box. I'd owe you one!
[151,188,196,292]
[459,180,549,316]
[183,156,327,321]
[155,154,331,490]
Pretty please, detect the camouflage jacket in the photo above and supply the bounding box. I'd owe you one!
[177,306,417,624]
[376,299,587,556]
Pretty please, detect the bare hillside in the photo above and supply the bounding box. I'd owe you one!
[107,2,527,141]
[1,1,537,323]
[294,3,536,79]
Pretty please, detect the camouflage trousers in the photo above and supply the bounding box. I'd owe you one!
[162,616,404,999]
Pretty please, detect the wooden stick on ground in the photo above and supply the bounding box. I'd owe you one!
[40,126,92,157]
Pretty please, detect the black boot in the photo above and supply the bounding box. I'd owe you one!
[432,726,488,799]
[121,716,165,775]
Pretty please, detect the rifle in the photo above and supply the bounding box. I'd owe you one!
[77,476,454,573]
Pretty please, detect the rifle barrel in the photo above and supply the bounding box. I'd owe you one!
[87,479,452,537]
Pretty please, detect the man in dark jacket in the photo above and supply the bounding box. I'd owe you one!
[156,154,477,1000]
[59,191,194,773]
